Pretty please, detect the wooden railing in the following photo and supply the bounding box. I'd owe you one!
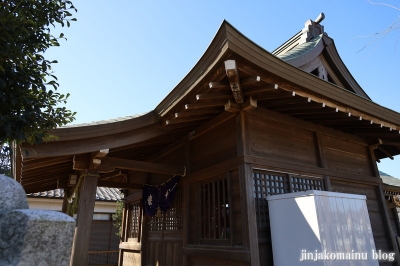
[87,250,119,266]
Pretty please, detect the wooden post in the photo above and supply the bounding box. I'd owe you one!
[61,190,69,214]
[315,131,332,191]
[239,163,260,266]
[377,183,400,265]
[70,173,98,266]
[369,147,400,265]
[141,173,151,266]
[237,111,259,265]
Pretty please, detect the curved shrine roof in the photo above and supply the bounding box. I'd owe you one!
[13,20,400,193]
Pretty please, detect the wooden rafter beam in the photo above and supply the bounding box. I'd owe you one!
[196,92,232,101]
[243,84,279,96]
[276,86,399,131]
[272,101,322,112]
[242,96,257,111]
[73,154,90,171]
[381,140,400,146]
[369,138,383,150]
[185,101,226,110]
[253,90,293,101]
[101,157,185,176]
[262,95,306,108]
[225,100,241,113]
[282,107,341,116]
[377,146,394,160]
[99,170,124,180]
[165,115,211,125]
[97,165,116,173]
[22,156,72,171]
[209,81,229,89]
[73,150,114,173]
[241,76,260,86]
[225,60,244,104]
[174,108,221,118]
[90,149,109,170]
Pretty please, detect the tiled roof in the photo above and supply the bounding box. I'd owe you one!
[276,34,323,62]
[61,112,150,128]
[381,175,400,188]
[27,187,123,202]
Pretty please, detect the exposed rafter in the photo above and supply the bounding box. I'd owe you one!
[225,60,244,104]
[90,149,109,170]
[101,156,185,176]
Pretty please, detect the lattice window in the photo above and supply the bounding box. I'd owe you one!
[254,172,290,228]
[253,170,324,228]
[149,215,163,232]
[291,176,323,192]
[165,188,183,230]
[200,178,230,240]
[148,188,183,231]
[127,202,141,240]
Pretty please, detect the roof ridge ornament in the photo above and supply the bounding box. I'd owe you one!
[315,13,325,24]
[300,12,325,44]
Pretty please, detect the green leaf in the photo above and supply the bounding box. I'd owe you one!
[0,0,77,144]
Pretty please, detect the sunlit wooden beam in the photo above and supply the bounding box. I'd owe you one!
[225,60,244,104]
[101,157,185,175]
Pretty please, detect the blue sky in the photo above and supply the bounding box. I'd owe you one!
[46,0,400,177]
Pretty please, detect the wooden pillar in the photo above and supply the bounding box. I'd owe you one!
[237,111,260,265]
[61,190,69,214]
[377,183,400,265]
[369,147,400,265]
[182,141,191,266]
[239,163,260,266]
[70,173,98,266]
[315,131,332,191]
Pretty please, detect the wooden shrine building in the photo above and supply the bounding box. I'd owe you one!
[11,15,400,266]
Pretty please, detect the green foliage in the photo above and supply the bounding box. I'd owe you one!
[0,0,77,145]
[112,199,124,237]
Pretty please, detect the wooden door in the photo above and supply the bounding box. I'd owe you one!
[143,189,183,266]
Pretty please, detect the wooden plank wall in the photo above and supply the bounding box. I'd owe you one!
[323,135,373,176]
[190,117,238,172]
[121,114,245,266]
[183,115,250,264]
[245,108,397,266]
[120,106,399,266]
[146,232,183,266]
[148,145,186,185]
[247,113,318,167]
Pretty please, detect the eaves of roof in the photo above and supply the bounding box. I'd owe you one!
[12,20,400,194]
[28,20,400,144]
[155,20,400,126]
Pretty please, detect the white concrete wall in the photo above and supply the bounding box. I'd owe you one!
[27,198,117,220]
